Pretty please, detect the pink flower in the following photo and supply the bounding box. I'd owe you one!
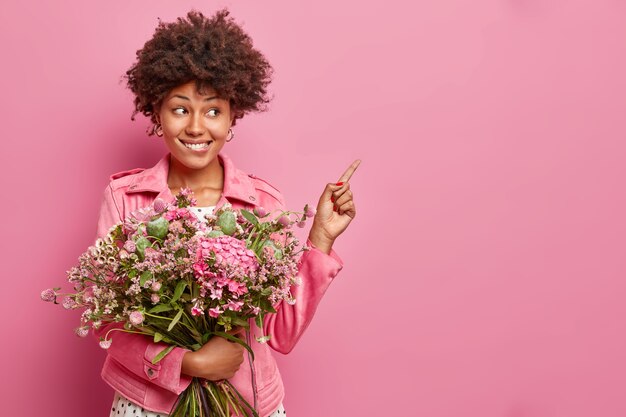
[124,240,136,253]
[194,236,259,277]
[150,294,160,304]
[99,339,112,349]
[151,281,162,292]
[40,289,56,302]
[296,221,306,228]
[191,306,204,316]
[208,307,223,318]
[278,215,291,227]
[254,207,268,217]
[209,287,223,300]
[165,207,194,221]
[129,311,144,326]
[144,247,160,260]
[227,279,248,296]
[304,204,316,218]
[62,297,77,310]
[153,198,167,213]
[74,326,89,338]
[226,300,244,312]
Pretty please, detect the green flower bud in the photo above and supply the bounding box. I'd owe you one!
[217,211,237,236]
[135,236,151,261]
[146,216,169,240]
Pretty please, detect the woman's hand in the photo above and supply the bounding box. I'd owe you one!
[308,160,361,254]
[181,327,245,381]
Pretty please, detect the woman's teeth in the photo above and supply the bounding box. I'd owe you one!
[183,141,211,150]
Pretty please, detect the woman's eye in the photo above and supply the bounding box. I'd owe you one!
[207,109,220,117]
[173,107,187,115]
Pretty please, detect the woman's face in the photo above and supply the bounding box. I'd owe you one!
[156,80,234,172]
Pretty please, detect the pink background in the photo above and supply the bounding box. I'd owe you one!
[2,0,625,416]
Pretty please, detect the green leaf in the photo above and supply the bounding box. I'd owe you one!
[190,343,202,351]
[148,304,173,314]
[230,316,251,329]
[259,298,277,313]
[140,270,153,286]
[255,314,264,329]
[153,332,163,343]
[167,308,184,331]
[151,345,175,364]
[128,270,137,278]
[170,281,187,303]
[240,209,259,226]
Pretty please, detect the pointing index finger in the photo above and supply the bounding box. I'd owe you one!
[337,159,362,183]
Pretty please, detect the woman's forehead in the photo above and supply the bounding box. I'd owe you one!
[167,81,225,101]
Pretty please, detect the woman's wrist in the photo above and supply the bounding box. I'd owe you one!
[308,227,335,255]
[181,351,199,377]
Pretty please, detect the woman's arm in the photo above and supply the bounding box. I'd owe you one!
[263,238,343,354]
[263,160,360,353]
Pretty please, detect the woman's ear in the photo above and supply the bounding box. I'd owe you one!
[229,105,242,127]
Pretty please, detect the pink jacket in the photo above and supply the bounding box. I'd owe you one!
[93,153,343,416]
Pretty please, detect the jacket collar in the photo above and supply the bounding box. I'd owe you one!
[125,153,259,206]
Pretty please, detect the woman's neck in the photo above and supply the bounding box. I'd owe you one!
[167,155,224,206]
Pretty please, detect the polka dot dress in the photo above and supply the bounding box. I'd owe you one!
[191,205,216,223]
[109,392,287,416]
[108,207,287,416]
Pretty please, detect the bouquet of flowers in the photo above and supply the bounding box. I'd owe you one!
[42,189,316,417]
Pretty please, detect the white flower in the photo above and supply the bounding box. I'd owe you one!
[99,339,112,349]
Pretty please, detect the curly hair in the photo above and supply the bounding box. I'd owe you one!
[125,8,273,133]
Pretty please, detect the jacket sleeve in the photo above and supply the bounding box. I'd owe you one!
[92,184,193,395]
[261,193,344,354]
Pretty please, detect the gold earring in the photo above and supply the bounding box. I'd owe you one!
[155,124,163,137]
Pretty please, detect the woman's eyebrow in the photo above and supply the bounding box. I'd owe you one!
[168,94,220,102]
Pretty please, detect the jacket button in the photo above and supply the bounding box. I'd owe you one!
[249,196,256,201]
[147,368,154,376]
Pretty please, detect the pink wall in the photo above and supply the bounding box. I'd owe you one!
[4,0,626,416]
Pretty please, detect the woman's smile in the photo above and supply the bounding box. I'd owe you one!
[179,138,213,152]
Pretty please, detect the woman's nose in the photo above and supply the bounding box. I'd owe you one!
[185,113,205,136]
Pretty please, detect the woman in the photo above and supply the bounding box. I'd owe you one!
[95,9,359,417]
